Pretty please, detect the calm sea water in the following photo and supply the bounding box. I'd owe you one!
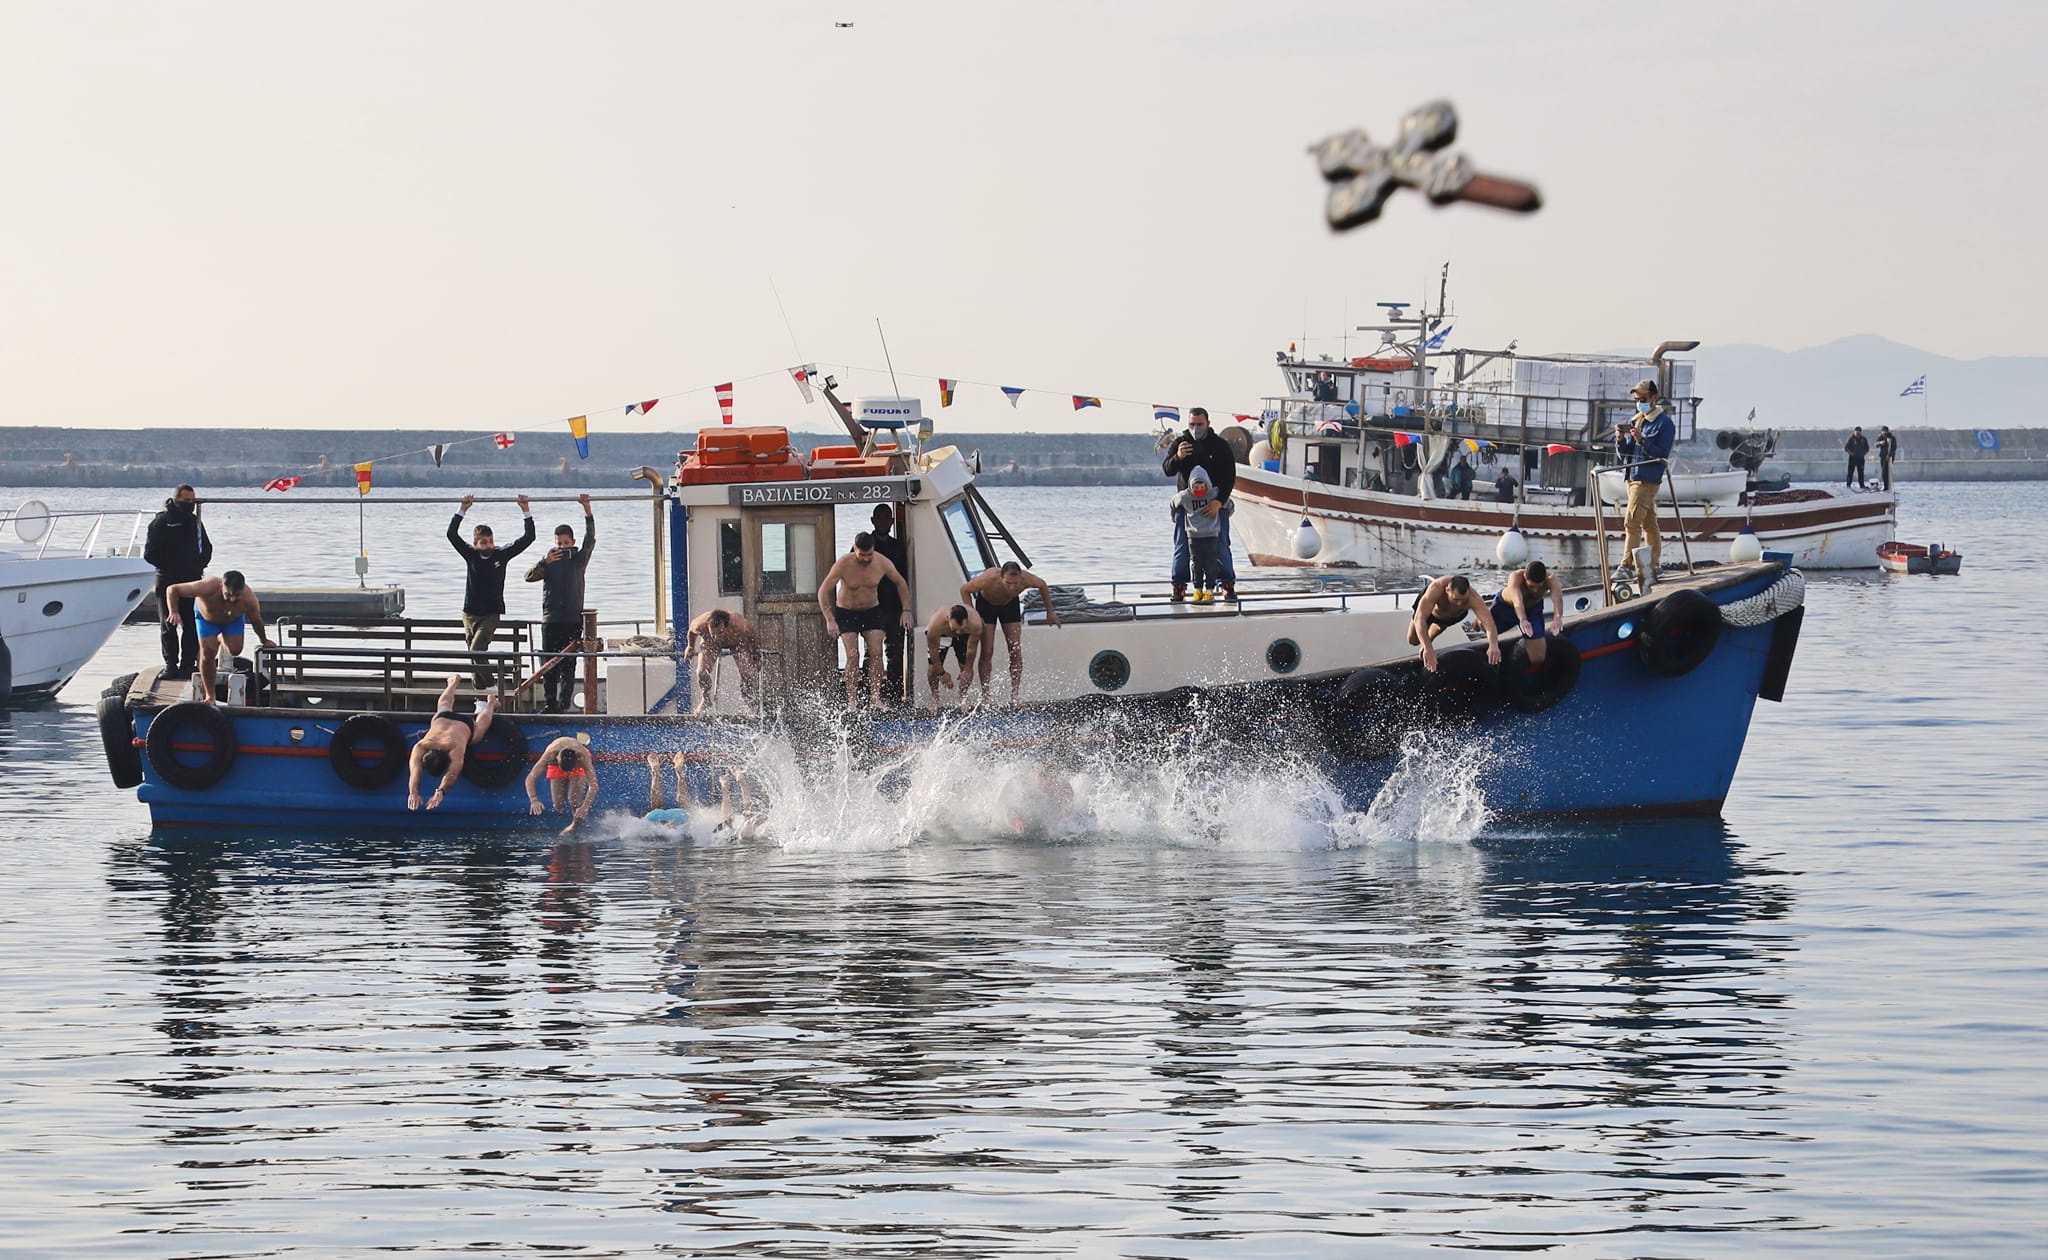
[1,480,2043,1257]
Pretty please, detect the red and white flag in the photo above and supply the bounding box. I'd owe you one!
[262,476,301,493]
[716,382,734,425]
[625,399,659,416]
[788,365,815,404]
[493,433,515,449]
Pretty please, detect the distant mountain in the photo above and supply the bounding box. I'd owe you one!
[1686,335,2047,429]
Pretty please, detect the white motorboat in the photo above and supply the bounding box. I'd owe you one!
[0,502,155,700]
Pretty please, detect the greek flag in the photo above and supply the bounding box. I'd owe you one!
[1746,407,1756,423]
[1424,321,1454,351]
[1900,374,1925,397]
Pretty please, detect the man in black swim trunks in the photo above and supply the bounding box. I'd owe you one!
[408,675,501,811]
[961,561,1061,705]
[1406,574,1501,673]
[923,603,985,714]
[817,532,913,709]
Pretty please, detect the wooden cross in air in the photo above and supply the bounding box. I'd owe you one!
[1310,101,1541,231]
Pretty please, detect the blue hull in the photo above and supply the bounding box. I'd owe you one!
[132,567,1802,831]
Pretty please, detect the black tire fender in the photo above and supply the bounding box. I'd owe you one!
[461,717,529,789]
[1636,587,1723,678]
[1503,636,1582,713]
[1328,666,1402,760]
[329,713,407,790]
[1412,646,1503,724]
[145,701,238,790]
[98,694,144,789]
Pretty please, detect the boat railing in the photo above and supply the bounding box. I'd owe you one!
[1261,387,1653,448]
[0,506,150,561]
[1032,572,1410,621]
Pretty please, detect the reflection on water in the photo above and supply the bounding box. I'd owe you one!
[57,821,1804,1253]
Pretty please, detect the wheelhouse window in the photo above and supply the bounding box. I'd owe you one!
[718,520,743,595]
[941,498,993,577]
[757,520,817,597]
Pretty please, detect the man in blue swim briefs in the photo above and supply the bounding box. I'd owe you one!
[162,569,270,702]
[1491,560,1565,665]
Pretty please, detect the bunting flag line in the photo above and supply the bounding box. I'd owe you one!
[354,462,374,496]
[1154,404,1180,423]
[567,415,590,460]
[788,365,815,404]
[429,443,447,468]
[716,382,735,425]
[1462,438,1492,453]
[938,378,956,408]
[494,432,516,449]
[1001,386,1024,408]
[1072,395,1101,411]
[1392,432,1419,447]
[1233,413,1258,424]
[1545,444,1575,455]
[263,476,301,493]
[625,399,660,416]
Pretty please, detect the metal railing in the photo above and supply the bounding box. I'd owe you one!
[1589,459,1696,605]
[0,508,150,561]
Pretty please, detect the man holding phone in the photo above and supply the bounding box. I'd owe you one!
[1615,379,1675,576]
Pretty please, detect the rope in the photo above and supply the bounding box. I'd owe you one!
[1717,570,1806,628]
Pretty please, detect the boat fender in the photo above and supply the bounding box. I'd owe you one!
[1503,636,1581,714]
[1411,646,1503,724]
[1635,587,1723,678]
[1328,666,1402,759]
[102,672,139,700]
[329,713,408,790]
[461,716,529,789]
[97,693,145,789]
[145,701,239,790]
[1265,416,1287,455]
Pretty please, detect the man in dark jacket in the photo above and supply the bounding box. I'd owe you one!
[866,503,911,706]
[1875,425,1899,491]
[1844,426,1870,489]
[143,484,212,678]
[1161,407,1238,602]
[524,494,595,712]
[447,492,534,687]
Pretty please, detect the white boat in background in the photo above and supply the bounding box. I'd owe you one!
[1226,297,1895,572]
[0,502,155,700]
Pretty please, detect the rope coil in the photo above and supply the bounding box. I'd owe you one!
[1717,570,1806,628]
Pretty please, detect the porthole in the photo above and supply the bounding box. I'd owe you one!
[1088,650,1130,692]
[127,588,143,602]
[1266,638,1302,674]
[42,600,62,617]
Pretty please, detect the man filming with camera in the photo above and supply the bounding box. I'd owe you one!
[1614,378,1675,577]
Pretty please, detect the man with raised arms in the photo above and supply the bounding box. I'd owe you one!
[525,735,600,836]
[162,569,271,702]
[682,608,762,713]
[961,561,1062,705]
[1491,560,1565,665]
[923,602,985,714]
[816,531,913,709]
[407,675,499,811]
[1405,573,1502,673]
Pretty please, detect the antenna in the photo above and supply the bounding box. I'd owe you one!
[768,276,805,361]
[876,318,903,400]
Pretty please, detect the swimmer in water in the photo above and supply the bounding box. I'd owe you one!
[408,675,498,811]
[526,736,599,835]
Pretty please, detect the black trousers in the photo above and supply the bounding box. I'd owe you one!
[1847,454,1866,487]
[541,620,581,710]
[1879,455,1893,490]
[864,618,907,705]
[155,576,199,673]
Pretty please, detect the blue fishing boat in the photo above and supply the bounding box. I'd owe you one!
[98,388,1808,830]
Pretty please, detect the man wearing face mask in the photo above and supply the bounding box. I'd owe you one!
[1161,406,1238,603]
[1614,379,1675,575]
[143,484,213,679]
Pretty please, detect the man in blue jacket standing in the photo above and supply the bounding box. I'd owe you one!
[1615,378,1675,575]
[1161,407,1238,602]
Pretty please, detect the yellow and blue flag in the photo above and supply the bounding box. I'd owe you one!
[567,415,590,459]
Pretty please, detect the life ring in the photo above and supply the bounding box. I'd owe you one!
[461,716,529,789]
[98,693,144,789]
[1328,666,1401,759]
[1411,646,1502,723]
[145,701,238,790]
[329,713,407,789]
[1635,587,1722,678]
[1266,416,1287,455]
[1503,636,1581,713]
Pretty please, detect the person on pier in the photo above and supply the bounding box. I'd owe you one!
[524,494,595,713]
[145,485,212,680]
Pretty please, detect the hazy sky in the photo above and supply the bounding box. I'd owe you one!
[3,1,2042,435]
